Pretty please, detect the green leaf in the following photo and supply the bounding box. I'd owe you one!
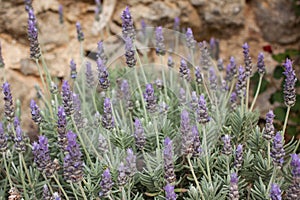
[273,65,284,79]
[273,107,286,121]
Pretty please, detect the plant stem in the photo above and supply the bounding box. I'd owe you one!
[135,46,147,84]
[134,68,148,123]
[187,155,205,200]
[245,78,250,111]
[3,152,13,188]
[21,154,35,196]
[42,173,54,195]
[78,181,88,200]
[202,126,212,184]
[282,106,291,136]
[267,141,271,169]
[250,75,263,111]
[266,168,276,198]
[18,154,28,199]
[160,55,168,101]
[70,182,79,200]
[53,175,69,200]
[196,158,209,180]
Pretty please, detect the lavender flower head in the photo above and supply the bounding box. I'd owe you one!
[141,19,147,38]
[120,79,131,103]
[164,137,176,183]
[192,126,202,156]
[159,101,169,114]
[70,59,77,79]
[97,41,108,65]
[179,87,186,105]
[99,169,113,197]
[97,58,110,90]
[235,66,246,97]
[263,110,275,140]
[2,82,14,122]
[283,58,297,107]
[102,98,115,130]
[125,148,137,177]
[290,154,300,181]
[217,58,224,71]
[73,93,84,129]
[225,56,237,81]
[181,110,194,156]
[24,0,33,12]
[0,41,4,68]
[257,52,265,75]
[98,134,109,153]
[186,28,196,49]
[199,41,213,70]
[270,184,282,200]
[174,17,180,31]
[76,22,84,42]
[197,94,210,124]
[53,193,61,200]
[14,126,26,153]
[190,91,198,110]
[125,36,136,68]
[57,106,67,149]
[222,135,232,155]
[117,162,128,186]
[58,5,63,24]
[234,144,243,169]
[242,43,252,77]
[95,6,100,21]
[195,66,203,85]
[168,56,174,68]
[61,80,74,116]
[0,123,7,153]
[85,61,94,88]
[42,184,51,200]
[165,183,177,200]
[210,37,219,59]
[179,59,191,81]
[209,67,217,90]
[271,132,285,168]
[229,173,239,200]
[30,99,42,125]
[134,118,146,150]
[27,9,41,59]
[155,26,166,55]
[63,131,83,183]
[121,6,135,39]
[143,84,157,113]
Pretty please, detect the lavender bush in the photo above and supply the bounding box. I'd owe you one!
[0,3,299,200]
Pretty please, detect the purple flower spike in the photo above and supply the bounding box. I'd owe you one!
[197,94,210,124]
[13,116,20,130]
[76,22,84,42]
[58,5,63,24]
[234,144,243,169]
[186,28,196,49]
[61,80,74,116]
[0,123,8,153]
[0,42,4,68]
[242,43,252,77]
[134,118,146,150]
[163,137,176,183]
[125,148,137,177]
[181,110,193,156]
[141,19,147,38]
[99,169,113,197]
[290,154,300,180]
[97,41,108,65]
[222,135,232,155]
[165,183,177,200]
[286,154,300,199]
[263,110,275,140]
[168,56,174,68]
[195,66,203,85]
[257,52,265,75]
[199,41,212,70]
[179,88,186,105]
[63,131,83,183]
[179,59,191,81]
[144,84,157,113]
[42,184,51,200]
[229,173,239,200]
[30,99,42,125]
[24,0,33,12]
[230,92,237,111]
[217,58,224,71]
[27,9,41,59]
[2,82,14,122]
[57,106,67,149]
[174,17,180,31]
[121,6,135,39]
[73,93,84,129]
[270,184,282,200]
[125,36,136,68]
[225,56,237,81]
[98,134,108,153]
[102,98,115,130]
[190,91,198,110]
[192,126,202,157]
[283,58,297,107]
[236,66,246,97]
[155,26,166,56]
[271,132,285,168]
[117,162,128,186]
[209,67,217,90]
[97,58,110,90]
[14,126,26,153]
[85,61,94,88]
[70,59,77,79]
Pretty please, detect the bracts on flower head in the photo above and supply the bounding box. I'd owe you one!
[14,116,20,130]
[283,58,297,107]
[270,184,282,200]
[97,58,110,90]
[242,43,252,77]
[222,135,232,156]
[235,66,246,97]
[102,98,115,130]
[225,56,237,82]
[179,88,186,105]
[230,92,237,111]
[97,41,108,65]
[217,58,224,71]
[209,67,217,91]
[290,154,300,181]
[99,168,114,197]
[143,84,157,113]
[195,66,203,85]
[229,173,239,200]
[85,61,94,88]
[42,184,51,200]
[121,6,135,40]
[27,8,41,60]
[179,59,191,81]
[263,110,275,141]
[271,132,285,168]
[0,41,5,68]
[69,59,77,79]
[61,80,74,116]
[30,99,42,125]
[285,154,300,200]
[117,162,128,186]
[174,17,180,32]
[76,22,84,42]
[73,93,84,129]
[14,126,26,153]
[125,36,136,68]
[199,41,213,70]
[164,137,176,184]
[125,148,137,177]
[257,52,265,75]
[63,131,83,183]
[165,183,177,200]
[197,94,210,124]
[57,106,67,150]
[234,144,243,169]
[134,118,146,150]
[0,123,8,153]
[168,56,175,68]
[186,28,196,49]
[155,26,166,56]
[24,0,33,12]
[192,126,202,157]
[181,110,194,156]
[190,91,198,110]
[2,82,14,122]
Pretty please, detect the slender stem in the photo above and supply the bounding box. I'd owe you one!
[267,141,271,169]
[70,182,79,200]
[21,154,35,195]
[134,68,148,123]
[266,168,276,198]
[187,156,205,200]
[196,158,209,180]
[3,153,13,188]
[250,75,263,111]
[153,116,160,152]
[201,73,213,104]
[78,182,88,200]
[42,173,54,195]
[135,46,147,84]
[282,106,291,136]
[121,186,127,200]
[18,154,28,199]
[245,78,250,111]
[53,175,69,200]
[202,126,212,184]
[160,55,168,101]
[92,88,98,112]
